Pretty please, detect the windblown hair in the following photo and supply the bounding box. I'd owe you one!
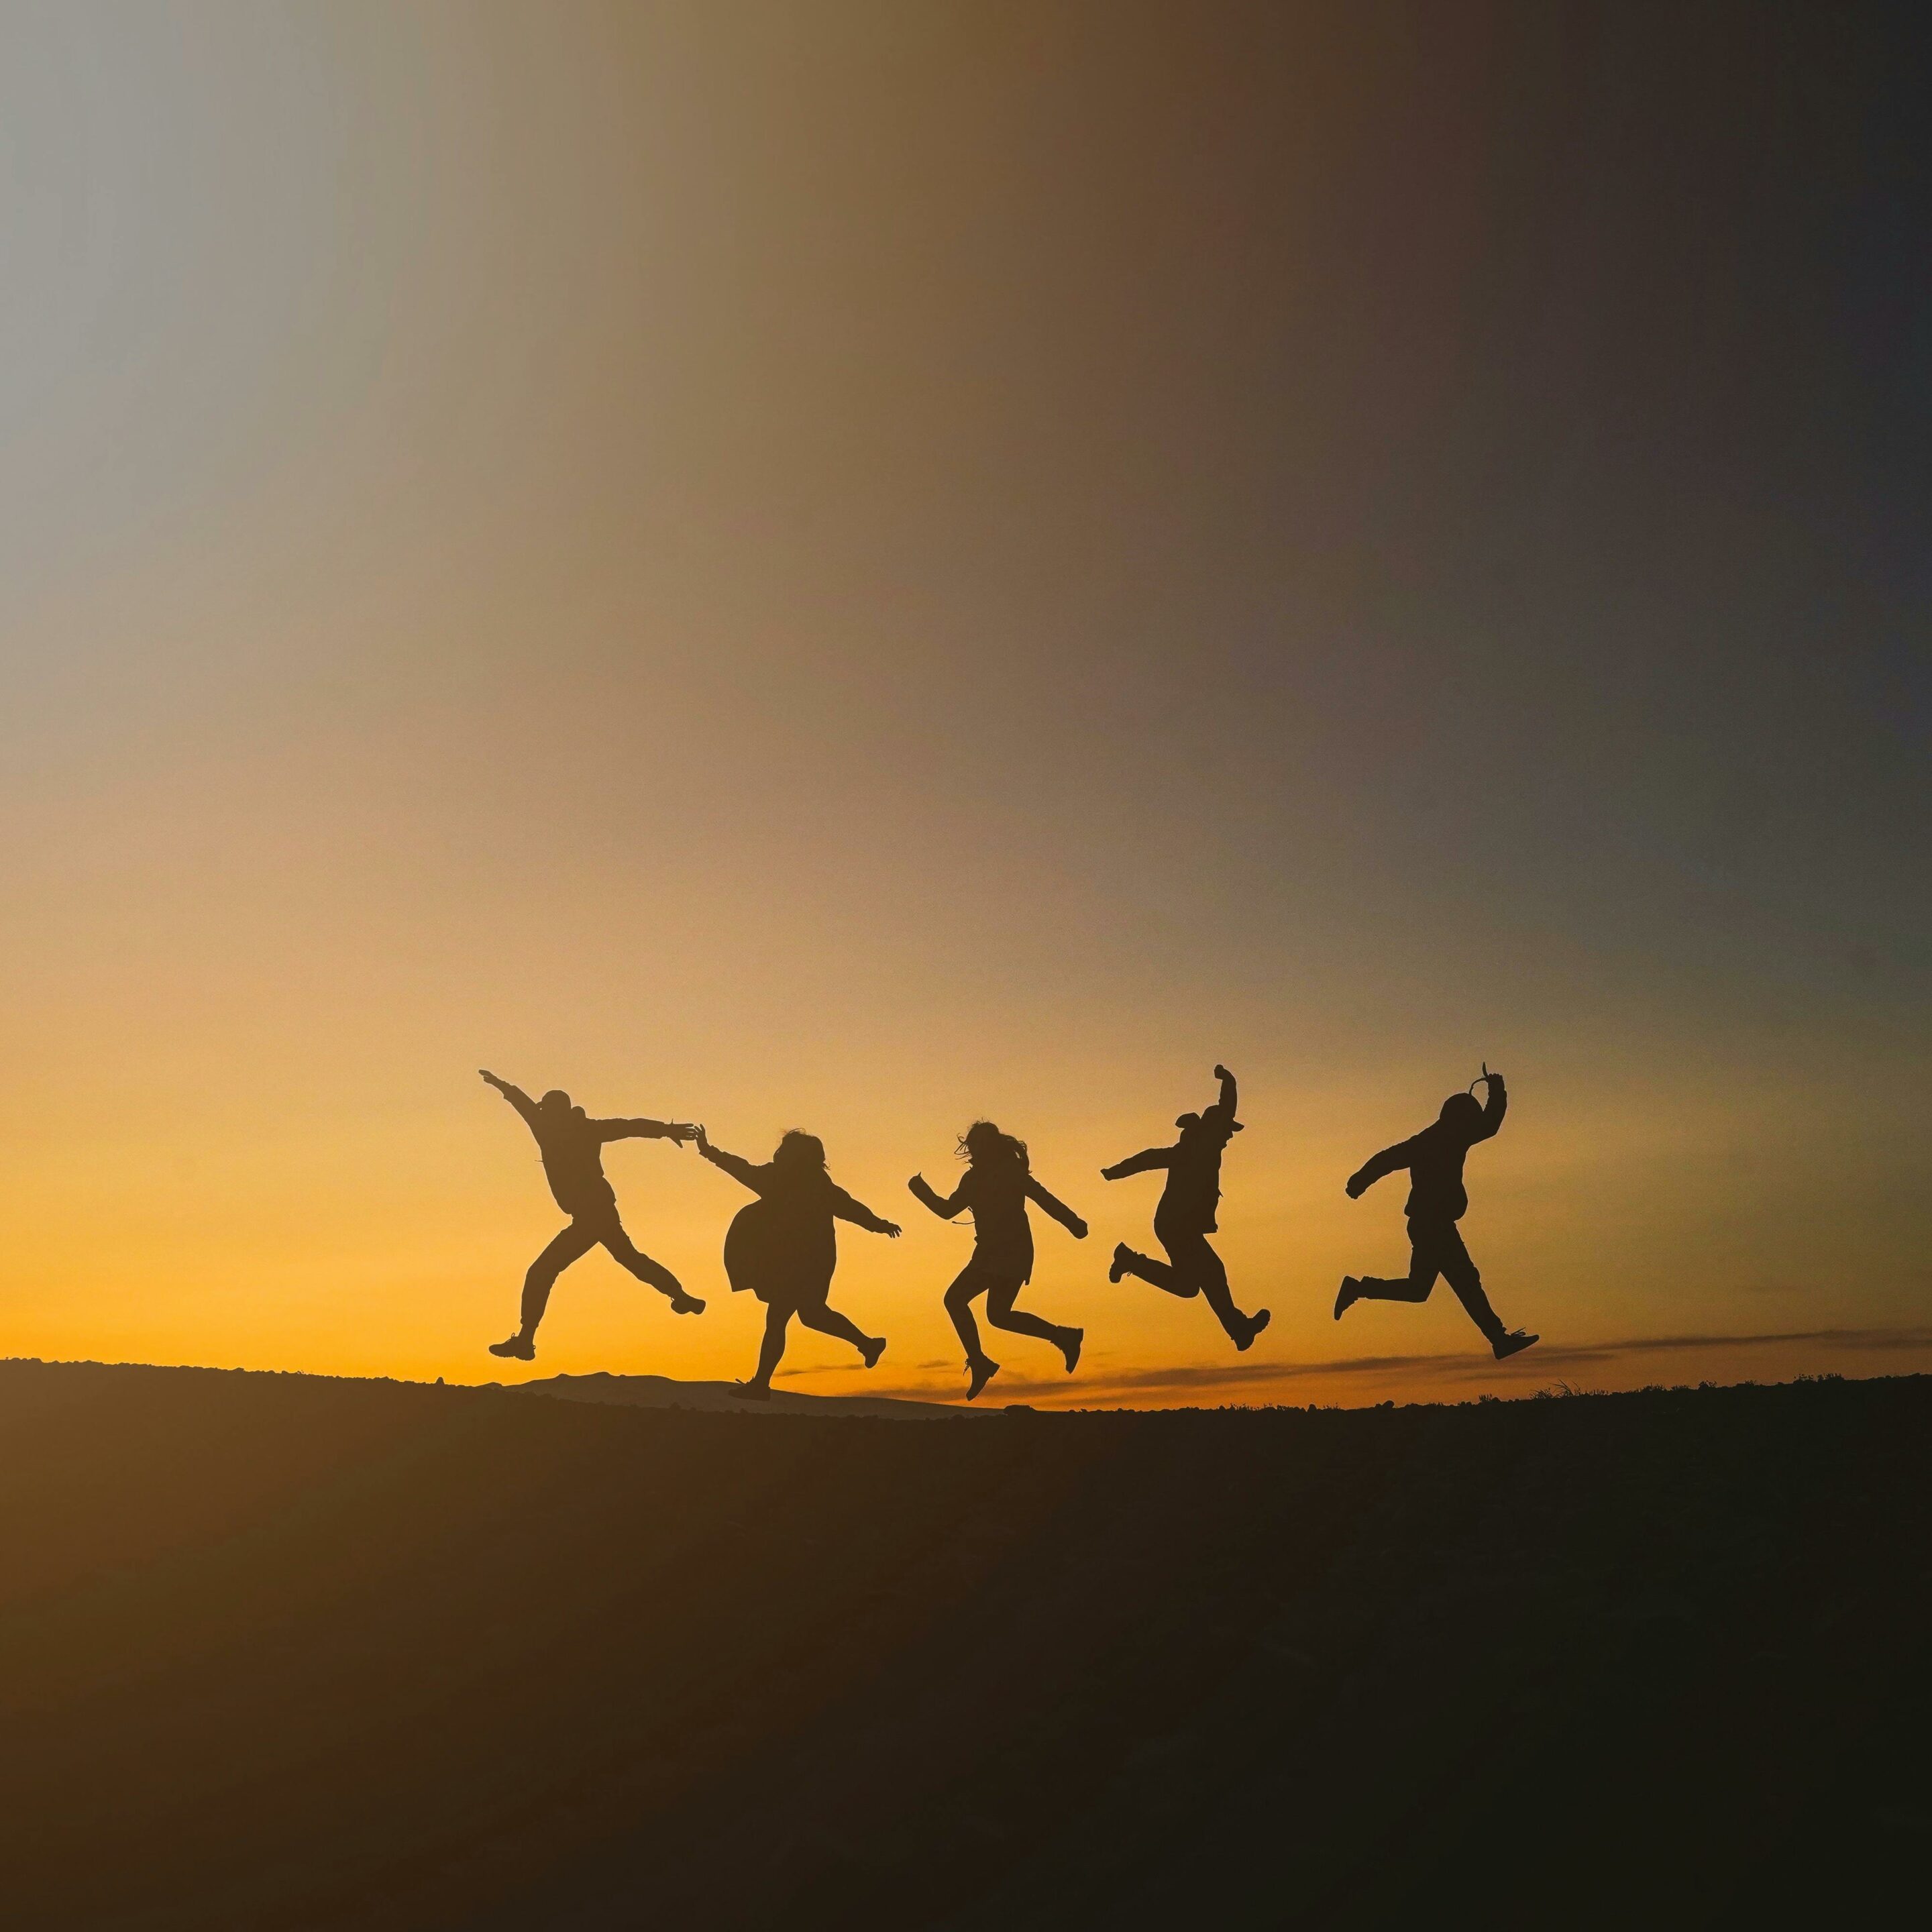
[773,1129,827,1171]
[959,1120,1028,1172]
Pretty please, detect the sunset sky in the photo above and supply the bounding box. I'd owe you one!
[3,2,1927,1407]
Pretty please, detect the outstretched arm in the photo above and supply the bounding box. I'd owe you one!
[909,1173,969,1219]
[831,1187,901,1237]
[1025,1175,1089,1239]
[1213,1063,1238,1120]
[1102,1146,1173,1182]
[693,1126,761,1193]
[594,1117,698,1144]
[480,1069,540,1126]
[1346,1136,1417,1199]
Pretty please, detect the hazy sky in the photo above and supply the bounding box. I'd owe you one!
[3,2,1927,1405]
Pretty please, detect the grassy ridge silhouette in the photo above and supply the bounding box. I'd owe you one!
[0,1361,1923,1927]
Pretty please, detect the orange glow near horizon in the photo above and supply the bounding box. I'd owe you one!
[3,5,1926,1409]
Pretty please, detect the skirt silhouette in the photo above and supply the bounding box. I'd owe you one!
[723,1197,835,1312]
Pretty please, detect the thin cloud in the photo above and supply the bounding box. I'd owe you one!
[857,1326,1932,1407]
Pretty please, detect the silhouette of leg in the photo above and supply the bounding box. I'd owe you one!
[517,1220,600,1338]
[985,1275,1073,1353]
[1355,1226,1443,1305]
[745,1302,790,1392]
[944,1266,991,1368]
[1177,1234,1267,1348]
[1186,1237,1238,1336]
[1114,1248,1198,1296]
[796,1299,875,1360]
[598,1220,700,1311]
[1434,1226,1506,1345]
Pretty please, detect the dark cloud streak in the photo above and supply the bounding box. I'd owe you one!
[859,1327,1932,1407]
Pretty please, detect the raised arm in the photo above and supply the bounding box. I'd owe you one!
[1470,1071,1507,1143]
[909,1173,969,1219]
[1212,1063,1238,1120]
[1346,1136,1417,1199]
[594,1117,698,1144]
[830,1186,901,1237]
[1025,1175,1089,1239]
[1102,1146,1174,1182]
[480,1069,540,1126]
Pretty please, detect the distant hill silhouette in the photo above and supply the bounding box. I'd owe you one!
[514,1369,989,1422]
[0,1358,1923,1928]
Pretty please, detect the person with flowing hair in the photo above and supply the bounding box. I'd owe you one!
[694,1124,900,1400]
[909,1121,1088,1401]
[1102,1063,1270,1351]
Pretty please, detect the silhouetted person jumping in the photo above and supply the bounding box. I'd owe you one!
[1334,1066,1537,1359]
[479,1070,701,1361]
[1102,1065,1271,1351]
[910,1122,1088,1401]
[695,1124,900,1400]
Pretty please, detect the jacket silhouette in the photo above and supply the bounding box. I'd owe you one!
[1336,1071,1537,1360]
[479,1071,699,1362]
[697,1126,898,1399]
[1103,1066,1270,1351]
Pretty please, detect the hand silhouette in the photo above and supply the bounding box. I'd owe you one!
[479,1069,504,1089]
[1345,1172,1368,1199]
[880,1222,902,1238]
[663,1121,698,1144]
[692,1124,711,1156]
[1071,1219,1090,1240]
[1214,1064,1232,1081]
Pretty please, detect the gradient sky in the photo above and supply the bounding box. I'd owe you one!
[3,2,1927,1406]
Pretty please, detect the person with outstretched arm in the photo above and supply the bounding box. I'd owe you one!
[694,1124,900,1401]
[910,1121,1087,1402]
[1334,1066,1537,1359]
[1102,1064,1271,1351]
[479,1071,702,1361]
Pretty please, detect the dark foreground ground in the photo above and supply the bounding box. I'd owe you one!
[0,1362,1924,1929]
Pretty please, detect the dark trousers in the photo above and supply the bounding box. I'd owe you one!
[1116,1219,1248,1342]
[521,1208,681,1332]
[1358,1218,1503,1343]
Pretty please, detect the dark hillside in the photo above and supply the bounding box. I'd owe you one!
[0,1361,1923,1928]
